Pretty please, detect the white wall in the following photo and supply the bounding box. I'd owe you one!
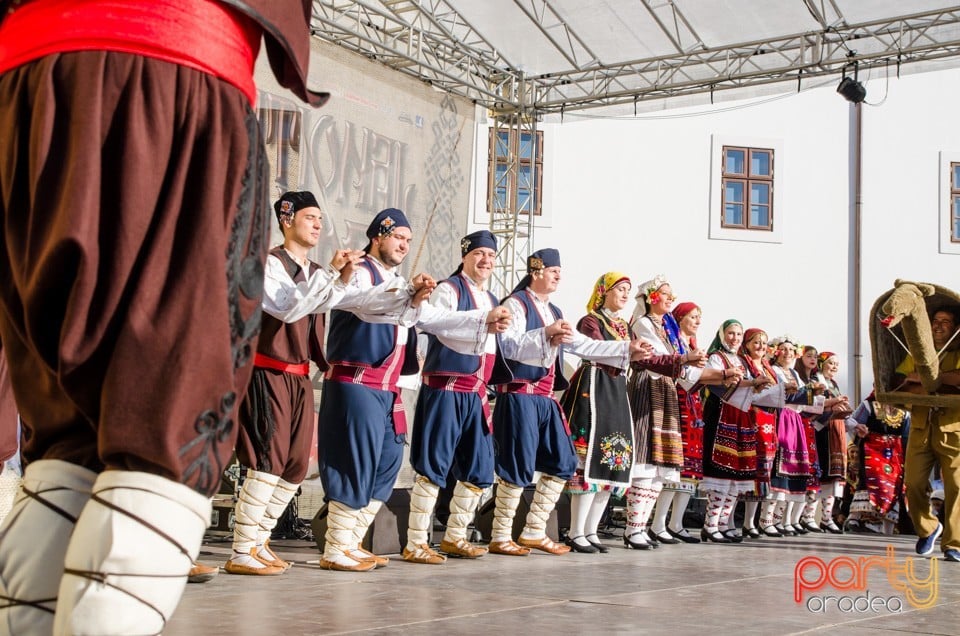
[468,68,960,399]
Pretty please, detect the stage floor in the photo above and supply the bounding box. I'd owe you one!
[168,530,960,635]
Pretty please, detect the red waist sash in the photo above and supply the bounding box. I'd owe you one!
[0,0,261,104]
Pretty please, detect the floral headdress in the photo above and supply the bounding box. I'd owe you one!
[587,272,631,313]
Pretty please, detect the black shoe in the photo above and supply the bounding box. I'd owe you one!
[793,524,809,535]
[667,527,702,544]
[760,525,783,537]
[565,536,599,553]
[721,529,744,543]
[776,524,795,537]
[584,534,610,553]
[800,520,823,533]
[649,529,681,545]
[623,533,655,550]
[821,520,843,534]
[745,527,761,539]
[701,528,731,543]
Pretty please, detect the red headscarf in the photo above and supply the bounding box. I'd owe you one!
[672,302,700,349]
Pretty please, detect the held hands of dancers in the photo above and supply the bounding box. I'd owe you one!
[485,306,512,333]
[409,273,437,308]
[681,348,707,368]
[629,339,655,361]
[545,319,575,347]
[330,249,365,283]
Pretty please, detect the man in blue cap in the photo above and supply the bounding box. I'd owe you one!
[318,211,504,571]
[487,249,653,556]
[402,230,514,564]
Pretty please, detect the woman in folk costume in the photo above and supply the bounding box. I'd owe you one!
[624,276,708,549]
[699,320,789,542]
[844,391,910,535]
[793,345,829,531]
[560,273,637,553]
[762,336,817,536]
[811,352,854,533]
[656,301,728,542]
[735,328,795,538]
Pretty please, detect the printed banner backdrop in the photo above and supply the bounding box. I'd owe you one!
[254,38,475,280]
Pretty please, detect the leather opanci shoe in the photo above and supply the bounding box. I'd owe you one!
[517,535,571,555]
[488,539,532,556]
[318,556,377,572]
[402,542,447,565]
[439,538,488,559]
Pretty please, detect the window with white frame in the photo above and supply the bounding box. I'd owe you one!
[721,146,774,231]
[710,135,783,244]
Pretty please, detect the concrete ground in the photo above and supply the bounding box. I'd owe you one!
[169,528,960,635]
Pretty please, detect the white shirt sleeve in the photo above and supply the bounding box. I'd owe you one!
[498,296,557,367]
[333,265,420,326]
[261,254,346,324]
[416,281,494,356]
[563,330,631,370]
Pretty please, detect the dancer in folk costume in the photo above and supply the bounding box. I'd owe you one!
[794,345,829,531]
[759,336,816,536]
[812,352,854,533]
[224,191,370,576]
[402,230,512,565]
[318,209,501,572]
[560,273,638,553]
[0,2,327,632]
[845,392,910,535]
[626,279,709,550]
[699,320,789,542]
[487,250,652,557]
[663,302,720,543]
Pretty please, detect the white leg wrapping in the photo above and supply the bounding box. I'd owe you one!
[228,470,280,570]
[784,501,797,527]
[585,490,611,537]
[406,476,440,549]
[255,477,297,567]
[791,497,805,526]
[257,477,297,547]
[718,493,737,531]
[0,462,21,525]
[520,474,565,540]
[491,479,523,543]
[352,499,382,546]
[0,460,96,636]
[323,501,362,566]
[668,492,691,533]
[625,480,650,538]
[568,492,594,540]
[802,493,819,523]
[760,499,777,528]
[54,471,210,636]
[743,501,759,530]
[703,490,725,532]
[650,490,674,535]
[443,481,483,542]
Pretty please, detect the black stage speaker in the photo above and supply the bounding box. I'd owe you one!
[311,488,411,554]
[475,485,569,541]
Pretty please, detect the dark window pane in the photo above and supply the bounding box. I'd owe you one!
[954,218,960,241]
[751,182,769,205]
[724,204,743,226]
[750,205,770,228]
[495,132,509,157]
[953,164,960,189]
[518,133,534,160]
[751,151,771,177]
[724,180,744,203]
[725,149,745,174]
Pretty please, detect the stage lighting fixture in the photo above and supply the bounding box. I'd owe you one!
[837,76,866,103]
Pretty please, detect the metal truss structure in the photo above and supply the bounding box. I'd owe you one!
[309,0,960,286]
